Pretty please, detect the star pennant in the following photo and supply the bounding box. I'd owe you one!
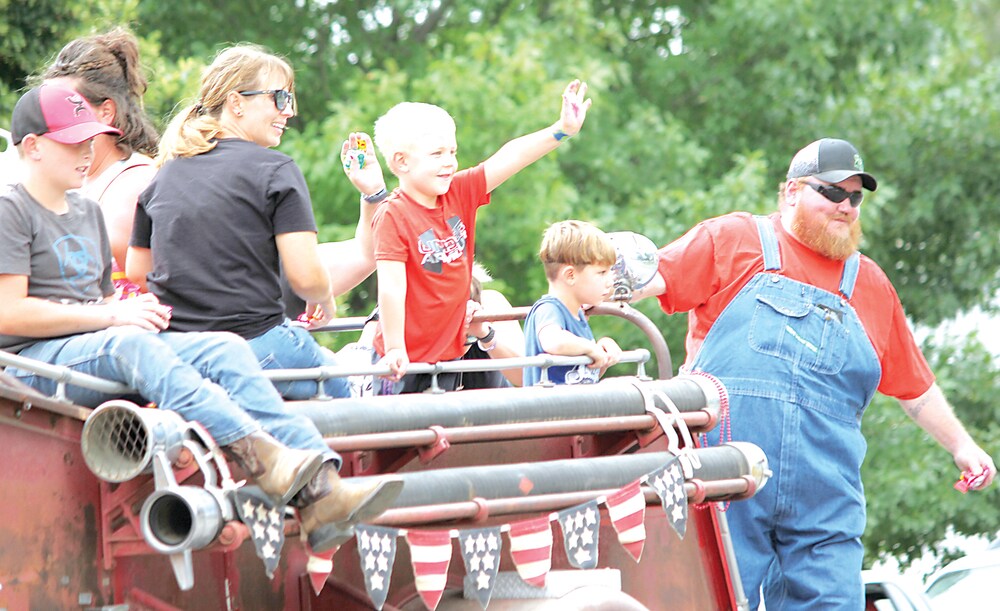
[647,457,689,539]
[507,516,553,588]
[234,486,285,578]
[605,480,647,562]
[356,524,399,610]
[557,500,600,570]
[406,529,454,611]
[457,527,502,609]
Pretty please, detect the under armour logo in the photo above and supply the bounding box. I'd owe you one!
[66,94,87,117]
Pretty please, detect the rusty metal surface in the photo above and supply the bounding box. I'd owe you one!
[0,396,106,609]
[1,387,739,610]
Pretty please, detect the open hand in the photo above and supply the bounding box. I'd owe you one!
[342,132,387,197]
[557,80,591,137]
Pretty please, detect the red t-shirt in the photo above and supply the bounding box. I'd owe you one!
[656,212,934,400]
[372,164,490,362]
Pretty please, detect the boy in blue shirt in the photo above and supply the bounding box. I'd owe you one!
[524,220,622,385]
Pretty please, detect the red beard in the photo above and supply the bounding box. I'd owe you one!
[790,203,862,260]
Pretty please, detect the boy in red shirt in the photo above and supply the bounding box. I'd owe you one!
[370,80,590,393]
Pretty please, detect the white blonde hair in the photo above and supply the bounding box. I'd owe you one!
[373,102,456,163]
[472,261,493,283]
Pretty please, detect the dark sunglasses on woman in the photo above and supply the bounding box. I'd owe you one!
[239,89,295,113]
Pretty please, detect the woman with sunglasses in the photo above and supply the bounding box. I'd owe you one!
[127,44,387,401]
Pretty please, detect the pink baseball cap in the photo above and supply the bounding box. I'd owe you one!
[10,84,121,146]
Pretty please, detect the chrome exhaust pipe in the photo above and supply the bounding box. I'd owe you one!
[140,485,227,554]
[81,400,189,482]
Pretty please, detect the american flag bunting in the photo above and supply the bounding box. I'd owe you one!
[605,480,646,562]
[234,486,285,578]
[356,524,399,610]
[507,515,553,588]
[305,547,337,596]
[458,526,502,609]
[406,529,454,610]
[647,457,689,539]
[557,500,600,569]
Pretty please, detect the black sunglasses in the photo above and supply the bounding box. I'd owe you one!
[804,181,864,208]
[238,89,295,112]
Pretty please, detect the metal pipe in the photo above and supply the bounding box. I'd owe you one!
[325,413,713,452]
[348,445,762,510]
[262,350,650,383]
[0,349,132,395]
[589,302,673,379]
[305,303,673,380]
[291,376,720,438]
[374,479,750,526]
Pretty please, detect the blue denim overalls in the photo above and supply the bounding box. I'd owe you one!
[692,217,881,609]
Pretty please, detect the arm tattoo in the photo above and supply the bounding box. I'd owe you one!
[904,395,931,419]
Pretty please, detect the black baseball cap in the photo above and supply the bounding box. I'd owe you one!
[786,138,877,191]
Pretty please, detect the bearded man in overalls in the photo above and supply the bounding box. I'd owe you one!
[637,138,996,609]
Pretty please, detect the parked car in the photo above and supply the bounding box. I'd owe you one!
[863,570,935,611]
[924,543,1000,610]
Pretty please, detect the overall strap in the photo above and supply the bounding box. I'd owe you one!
[753,215,782,271]
[839,252,861,299]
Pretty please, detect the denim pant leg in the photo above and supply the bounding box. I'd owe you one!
[248,321,351,400]
[13,328,259,446]
[155,332,339,463]
[13,328,338,463]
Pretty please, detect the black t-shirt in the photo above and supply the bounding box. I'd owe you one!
[459,342,511,390]
[132,139,316,339]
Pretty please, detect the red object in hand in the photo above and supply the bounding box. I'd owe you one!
[954,469,987,493]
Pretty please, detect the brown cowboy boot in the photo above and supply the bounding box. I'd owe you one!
[293,461,404,552]
[223,431,325,505]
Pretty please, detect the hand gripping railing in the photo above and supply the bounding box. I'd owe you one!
[263,349,651,397]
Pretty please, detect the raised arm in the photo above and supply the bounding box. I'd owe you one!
[320,133,389,296]
[898,382,996,489]
[483,80,591,193]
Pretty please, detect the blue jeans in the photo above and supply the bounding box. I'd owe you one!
[11,327,337,462]
[248,320,350,400]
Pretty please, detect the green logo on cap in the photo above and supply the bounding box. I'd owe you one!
[854,153,863,171]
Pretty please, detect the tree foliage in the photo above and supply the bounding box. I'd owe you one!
[2,0,999,572]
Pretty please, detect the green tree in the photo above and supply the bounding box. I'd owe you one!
[4,0,999,573]
[0,0,79,110]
